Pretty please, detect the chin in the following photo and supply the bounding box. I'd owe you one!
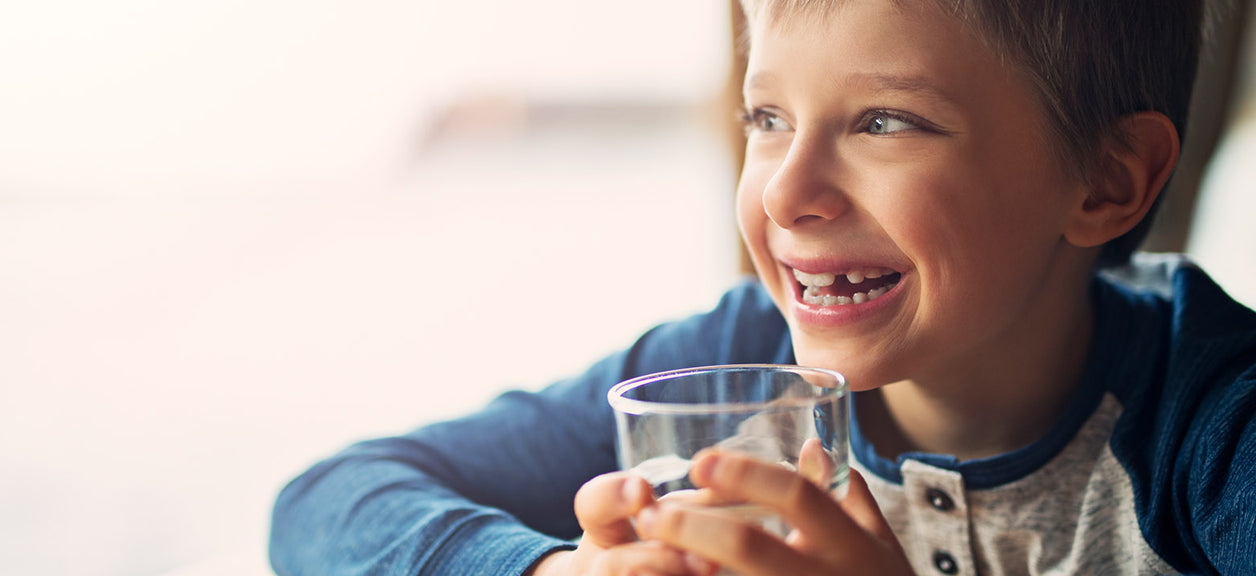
[791,335,897,392]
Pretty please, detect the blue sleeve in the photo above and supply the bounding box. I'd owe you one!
[1111,264,1256,575]
[1179,360,1256,575]
[1169,268,1256,575]
[268,280,788,576]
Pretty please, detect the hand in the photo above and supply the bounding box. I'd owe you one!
[527,471,718,576]
[631,449,913,576]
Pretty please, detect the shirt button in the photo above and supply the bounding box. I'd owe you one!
[925,488,955,512]
[933,550,959,574]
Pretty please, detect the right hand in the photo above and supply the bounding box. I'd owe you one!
[527,472,718,576]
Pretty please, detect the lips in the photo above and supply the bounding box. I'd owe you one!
[792,266,902,306]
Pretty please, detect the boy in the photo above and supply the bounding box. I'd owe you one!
[270,0,1256,574]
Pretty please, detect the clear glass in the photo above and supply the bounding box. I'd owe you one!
[608,364,849,552]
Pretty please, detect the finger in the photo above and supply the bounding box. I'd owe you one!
[574,472,655,547]
[688,450,864,545]
[658,487,740,508]
[797,437,835,489]
[839,468,902,550]
[634,501,816,576]
[591,540,718,576]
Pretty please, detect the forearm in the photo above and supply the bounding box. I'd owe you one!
[269,375,620,575]
[268,282,776,575]
[269,443,576,576]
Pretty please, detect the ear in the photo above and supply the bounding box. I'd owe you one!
[1064,112,1180,248]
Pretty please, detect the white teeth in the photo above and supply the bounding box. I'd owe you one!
[797,267,898,287]
[808,293,856,306]
[793,269,836,287]
[801,281,898,307]
[796,265,900,307]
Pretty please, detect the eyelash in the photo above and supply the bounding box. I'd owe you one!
[738,107,927,135]
[738,108,786,134]
[864,110,922,134]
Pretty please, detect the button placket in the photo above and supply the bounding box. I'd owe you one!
[933,550,959,574]
[900,460,975,576]
[926,487,955,512]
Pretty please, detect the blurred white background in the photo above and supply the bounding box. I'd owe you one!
[0,2,1252,575]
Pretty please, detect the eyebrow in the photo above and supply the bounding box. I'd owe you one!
[745,71,958,106]
[847,72,956,104]
[745,72,779,92]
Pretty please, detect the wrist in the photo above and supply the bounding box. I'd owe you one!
[524,549,572,576]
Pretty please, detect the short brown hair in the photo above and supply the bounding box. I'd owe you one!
[739,0,1207,267]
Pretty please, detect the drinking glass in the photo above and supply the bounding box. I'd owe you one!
[608,364,849,554]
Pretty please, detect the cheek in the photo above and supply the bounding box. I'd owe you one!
[886,158,1052,258]
[859,167,963,257]
[735,164,790,303]
[892,168,1069,328]
[862,167,1017,314]
[734,166,770,248]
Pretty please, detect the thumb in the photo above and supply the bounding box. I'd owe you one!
[573,472,654,547]
[839,468,901,548]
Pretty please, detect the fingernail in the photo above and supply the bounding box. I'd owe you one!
[635,505,657,535]
[685,552,716,575]
[689,451,720,485]
[623,477,643,506]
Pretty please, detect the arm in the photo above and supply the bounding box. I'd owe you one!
[268,280,789,576]
[1181,363,1256,575]
[269,354,622,576]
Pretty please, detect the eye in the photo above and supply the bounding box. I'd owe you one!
[741,108,792,134]
[864,111,919,135]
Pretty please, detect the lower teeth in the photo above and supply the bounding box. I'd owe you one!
[803,283,895,306]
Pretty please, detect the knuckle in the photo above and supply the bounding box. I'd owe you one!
[652,503,687,537]
[725,522,769,558]
[720,453,755,480]
[781,474,824,510]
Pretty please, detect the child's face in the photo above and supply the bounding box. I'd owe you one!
[737,0,1090,388]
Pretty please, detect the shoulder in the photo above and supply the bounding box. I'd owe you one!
[1098,254,1256,574]
[529,279,789,418]
[1097,253,1256,386]
[1098,254,1256,456]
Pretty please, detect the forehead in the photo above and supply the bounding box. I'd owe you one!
[742,0,1014,107]
[743,0,915,28]
[741,0,1066,177]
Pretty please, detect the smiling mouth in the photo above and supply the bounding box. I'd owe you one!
[793,267,902,306]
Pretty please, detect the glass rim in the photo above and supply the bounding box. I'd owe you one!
[607,363,848,416]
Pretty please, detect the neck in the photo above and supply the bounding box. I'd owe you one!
[859,259,1097,462]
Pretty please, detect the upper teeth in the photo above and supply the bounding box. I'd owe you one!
[793,270,836,287]
[793,267,894,287]
[793,267,899,307]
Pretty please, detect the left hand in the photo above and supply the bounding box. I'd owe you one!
[632,448,914,575]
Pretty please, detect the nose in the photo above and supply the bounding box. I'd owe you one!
[761,133,849,229]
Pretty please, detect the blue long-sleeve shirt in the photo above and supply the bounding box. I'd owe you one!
[270,255,1256,575]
